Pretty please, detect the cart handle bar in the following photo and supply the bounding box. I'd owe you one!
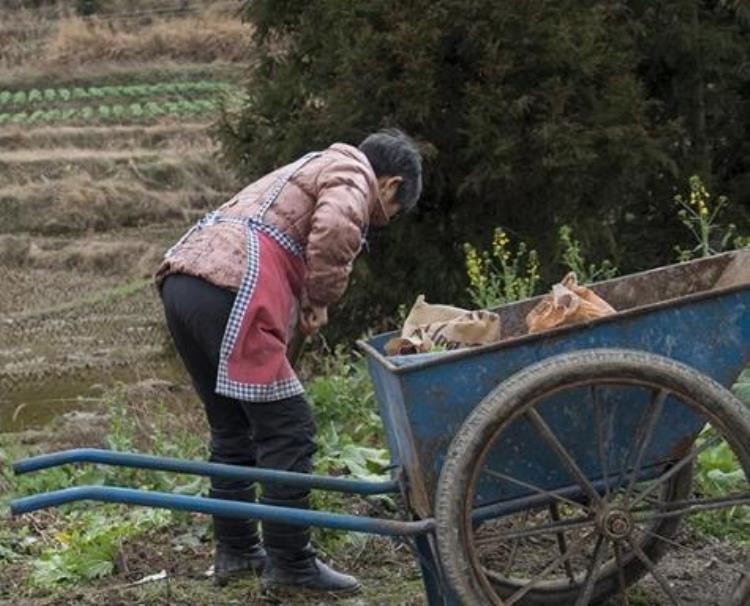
[9,486,434,537]
[13,449,401,496]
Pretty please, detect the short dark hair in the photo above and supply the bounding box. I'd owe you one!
[359,128,422,211]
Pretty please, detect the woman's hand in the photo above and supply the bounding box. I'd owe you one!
[300,301,328,335]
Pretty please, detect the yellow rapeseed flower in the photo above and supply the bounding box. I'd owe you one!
[464,244,487,290]
[492,228,510,261]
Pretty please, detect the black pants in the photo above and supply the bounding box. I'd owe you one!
[160,273,316,501]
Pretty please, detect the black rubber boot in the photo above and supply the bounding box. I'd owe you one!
[210,486,267,586]
[260,495,360,595]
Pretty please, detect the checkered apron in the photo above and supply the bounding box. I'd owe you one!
[167,152,321,402]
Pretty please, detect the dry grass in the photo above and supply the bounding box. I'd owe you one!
[0,59,242,92]
[0,8,55,69]
[44,13,252,67]
[28,238,164,277]
[1,4,251,70]
[0,123,212,151]
[0,173,233,236]
[0,147,237,188]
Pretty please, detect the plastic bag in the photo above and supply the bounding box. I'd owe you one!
[526,272,615,334]
[385,295,502,355]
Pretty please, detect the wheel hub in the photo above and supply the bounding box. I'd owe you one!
[600,508,633,540]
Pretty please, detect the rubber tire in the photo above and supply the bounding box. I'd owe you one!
[434,349,750,606]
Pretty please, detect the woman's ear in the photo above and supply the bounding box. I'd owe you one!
[382,175,404,202]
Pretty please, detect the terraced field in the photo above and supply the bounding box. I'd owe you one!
[0,63,244,430]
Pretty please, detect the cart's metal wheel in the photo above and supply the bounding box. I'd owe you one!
[435,349,750,606]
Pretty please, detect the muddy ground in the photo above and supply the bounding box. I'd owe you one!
[0,523,426,606]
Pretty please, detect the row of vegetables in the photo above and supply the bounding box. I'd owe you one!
[0,80,231,108]
[0,98,220,125]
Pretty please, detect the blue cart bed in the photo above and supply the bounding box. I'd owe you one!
[358,250,750,518]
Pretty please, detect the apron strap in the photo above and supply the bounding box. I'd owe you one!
[254,151,322,220]
[164,151,321,260]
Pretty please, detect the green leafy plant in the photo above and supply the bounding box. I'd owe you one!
[72,87,89,100]
[694,433,750,546]
[10,111,28,124]
[100,85,118,97]
[692,370,750,546]
[307,349,384,461]
[128,103,144,119]
[464,228,541,308]
[28,110,45,124]
[559,225,618,283]
[29,508,170,588]
[144,101,163,117]
[732,368,750,405]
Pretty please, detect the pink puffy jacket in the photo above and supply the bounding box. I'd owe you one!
[155,143,386,306]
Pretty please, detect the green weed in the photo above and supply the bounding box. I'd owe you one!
[1,391,209,590]
[692,376,750,547]
[305,349,392,550]
[558,224,618,283]
[29,507,171,588]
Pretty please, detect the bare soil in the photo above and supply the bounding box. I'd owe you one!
[0,532,426,606]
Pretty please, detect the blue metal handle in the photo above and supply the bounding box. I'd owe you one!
[13,449,400,496]
[9,486,433,536]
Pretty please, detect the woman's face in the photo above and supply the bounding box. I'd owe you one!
[378,175,404,220]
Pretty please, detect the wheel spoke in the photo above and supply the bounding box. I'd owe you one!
[634,492,750,523]
[574,534,607,606]
[549,502,576,584]
[613,542,630,606]
[476,513,594,543]
[526,408,603,506]
[630,433,722,508]
[591,386,612,499]
[503,509,531,573]
[623,389,667,505]
[502,531,595,606]
[482,468,592,513]
[626,537,683,605]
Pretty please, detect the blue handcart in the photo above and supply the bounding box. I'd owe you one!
[11,251,750,605]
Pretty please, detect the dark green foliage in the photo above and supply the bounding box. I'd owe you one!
[218,0,750,340]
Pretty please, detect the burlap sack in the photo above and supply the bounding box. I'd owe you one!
[526,272,615,334]
[385,295,502,355]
